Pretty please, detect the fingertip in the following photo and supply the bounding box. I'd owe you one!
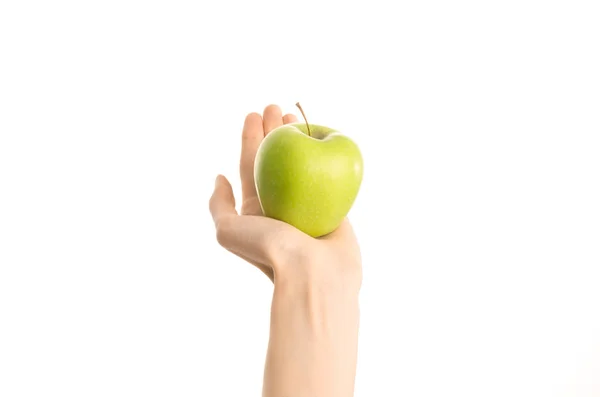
[243,112,264,141]
[210,175,222,205]
[283,113,298,124]
[215,174,233,192]
[245,112,262,124]
[209,174,237,223]
[263,104,284,135]
[263,104,282,115]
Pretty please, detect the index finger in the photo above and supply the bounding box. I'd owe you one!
[240,112,264,208]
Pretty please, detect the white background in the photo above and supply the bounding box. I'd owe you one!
[1,1,599,396]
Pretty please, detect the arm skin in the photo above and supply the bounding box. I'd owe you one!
[263,264,360,397]
[209,105,362,397]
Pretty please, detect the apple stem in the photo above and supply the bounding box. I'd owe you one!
[295,102,312,137]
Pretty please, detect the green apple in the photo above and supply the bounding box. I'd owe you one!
[254,109,363,237]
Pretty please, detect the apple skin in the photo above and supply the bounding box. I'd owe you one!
[254,122,363,237]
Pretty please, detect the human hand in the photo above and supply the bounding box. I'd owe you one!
[209,105,362,396]
[209,104,361,291]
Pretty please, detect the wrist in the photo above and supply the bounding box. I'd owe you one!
[276,264,358,297]
[273,259,360,319]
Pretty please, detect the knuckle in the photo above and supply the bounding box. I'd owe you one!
[215,226,227,247]
[208,194,217,211]
[214,218,232,247]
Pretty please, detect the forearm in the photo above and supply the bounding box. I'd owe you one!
[262,278,360,397]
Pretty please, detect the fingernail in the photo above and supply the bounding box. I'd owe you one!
[215,175,220,187]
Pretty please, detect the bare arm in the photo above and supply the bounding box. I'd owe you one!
[263,263,360,397]
[209,105,362,397]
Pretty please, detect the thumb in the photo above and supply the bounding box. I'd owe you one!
[208,175,274,280]
[209,175,237,226]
